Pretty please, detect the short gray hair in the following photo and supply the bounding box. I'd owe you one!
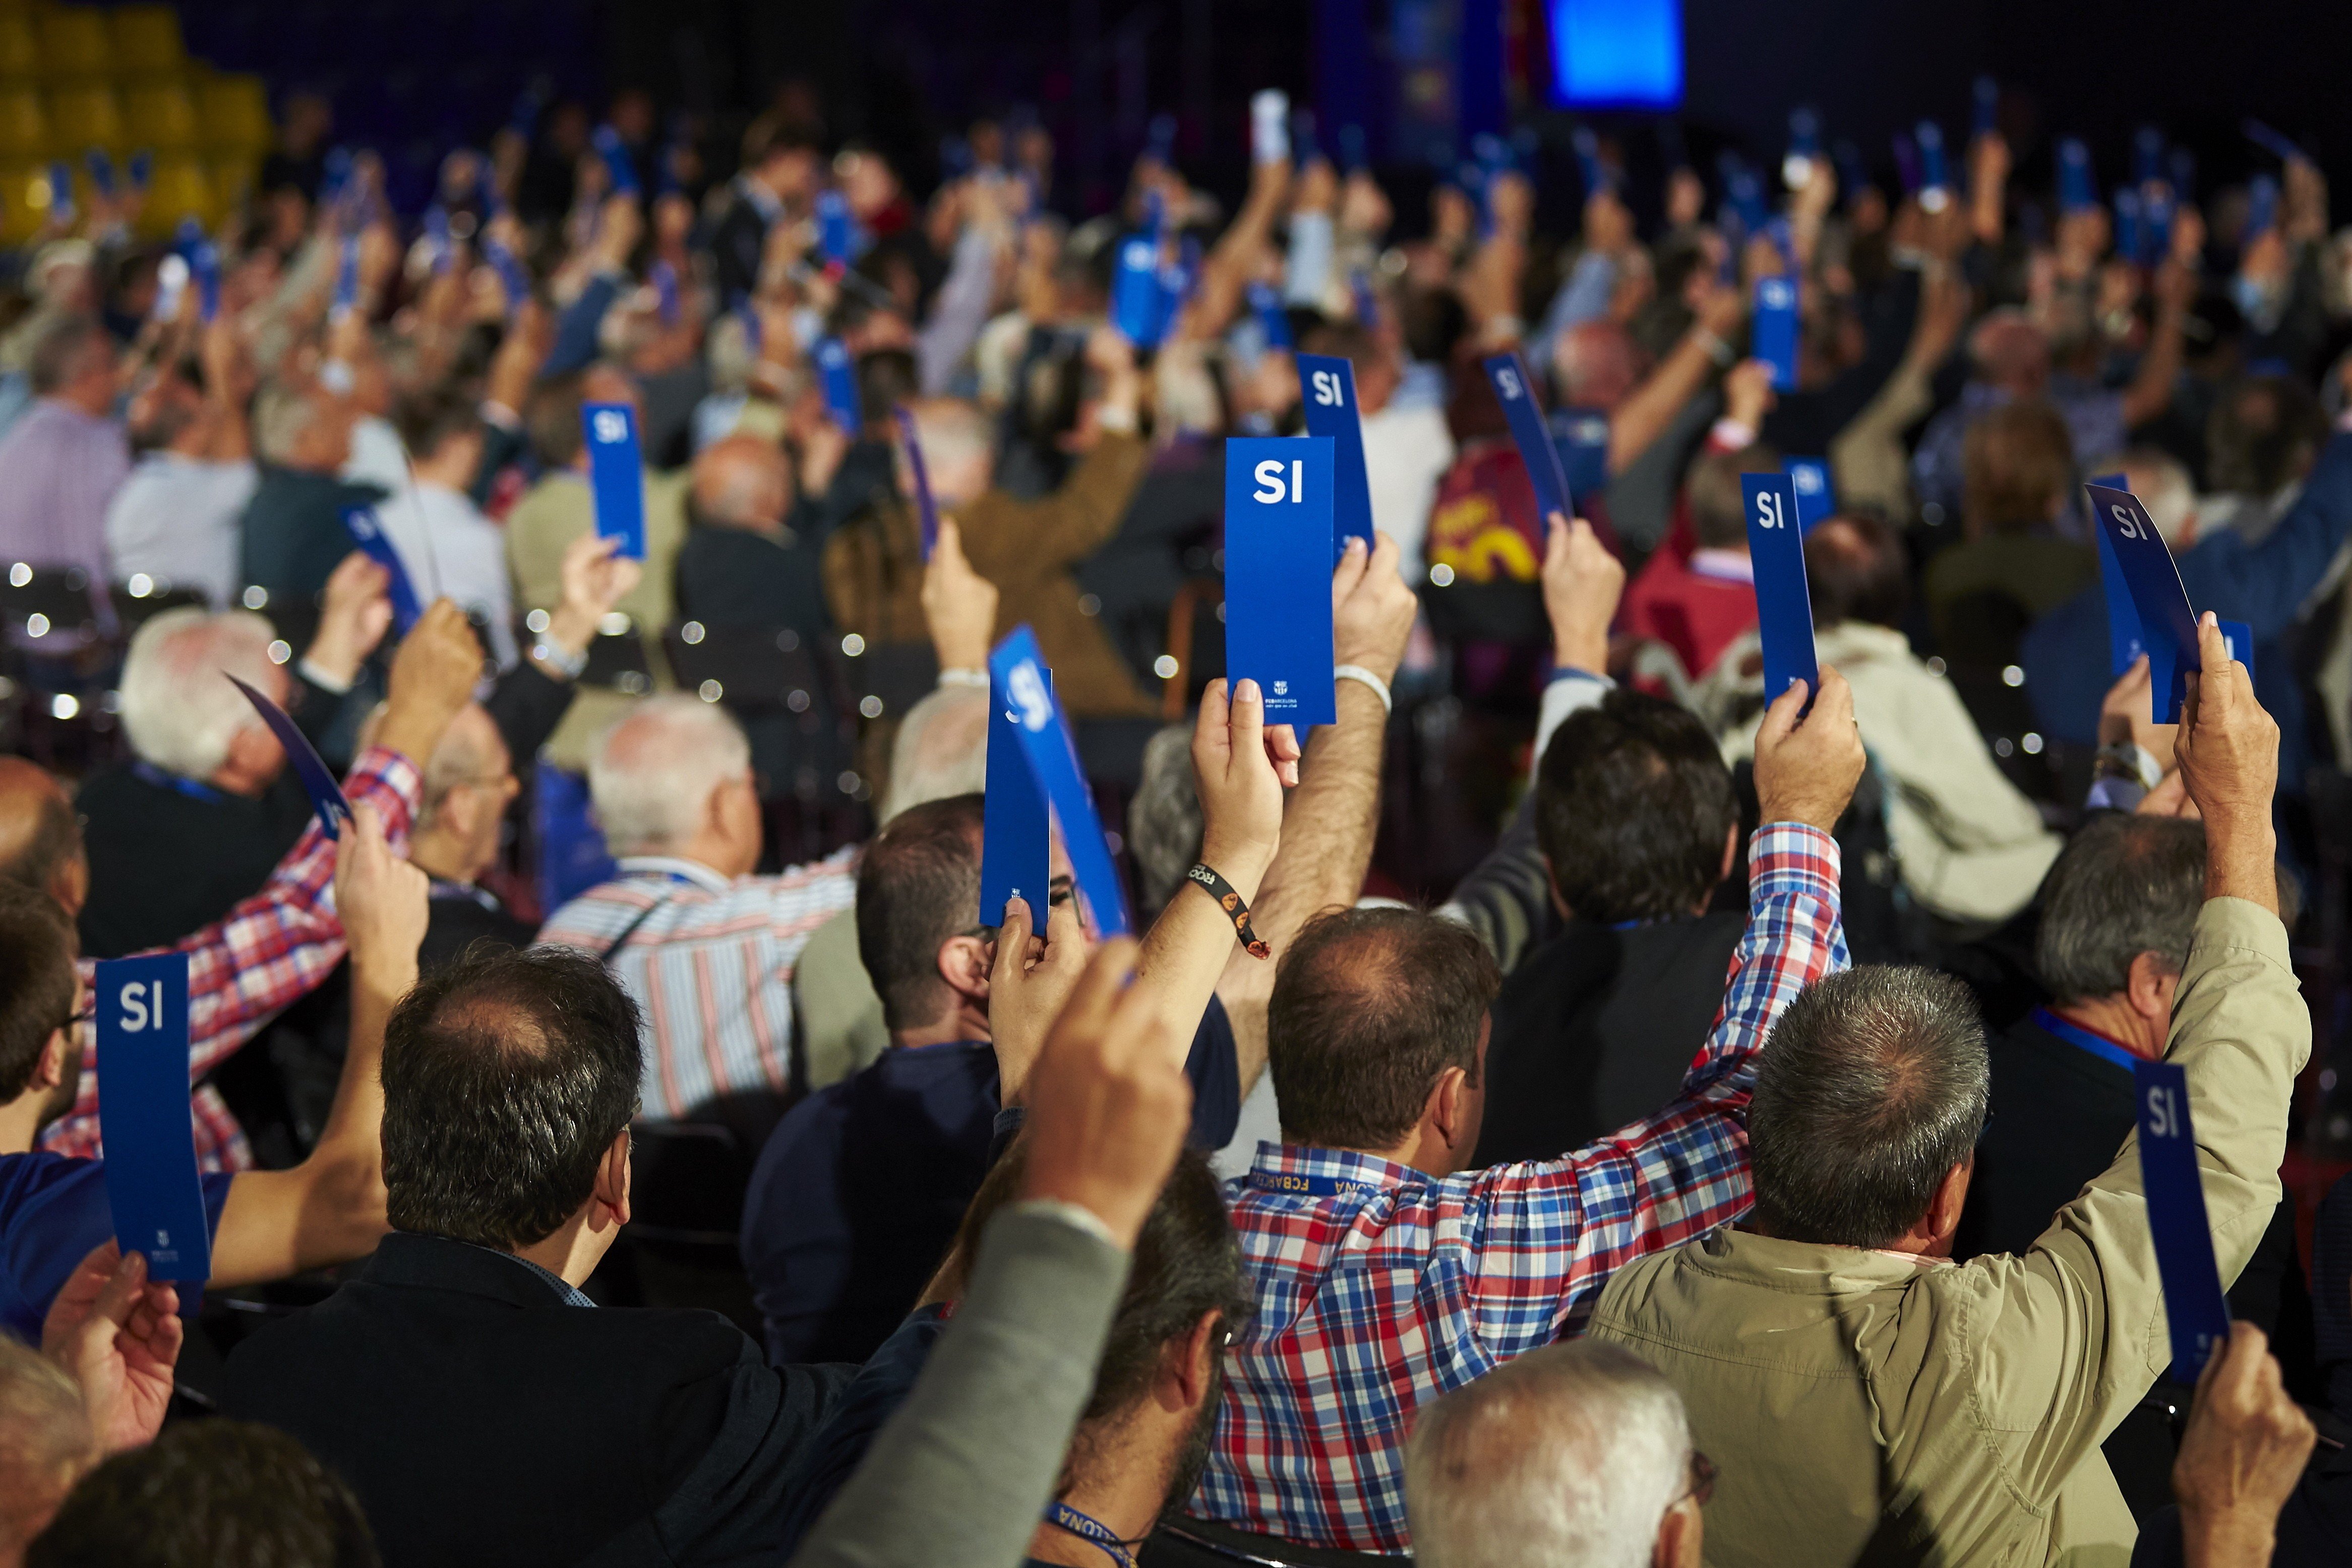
[1748,967,1989,1248]
[2036,815,2206,1004]
[119,608,282,780]
[27,314,104,395]
[880,685,989,825]
[1127,723,1201,917]
[0,1332,94,1555]
[252,381,325,466]
[1407,1340,1692,1568]
[588,695,752,855]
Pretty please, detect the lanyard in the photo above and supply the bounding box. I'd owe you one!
[1247,1169,1389,1199]
[132,761,225,805]
[1042,1501,1142,1568]
[2031,1006,2145,1074]
[429,878,501,912]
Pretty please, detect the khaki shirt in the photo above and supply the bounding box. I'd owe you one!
[1589,896,2305,1568]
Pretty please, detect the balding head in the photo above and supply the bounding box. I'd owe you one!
[415,705,516,885]
[1550,321,1642,411]
[0,760,85,918]
[904,398,996,507]
[691,435,792,534]
[880,686,989,824]
[1408,1340,1698,1568]
[1967,308,2052,397]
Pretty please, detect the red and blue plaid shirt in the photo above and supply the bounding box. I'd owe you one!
[39,746,423,1173]
[1195,822,1846,1552]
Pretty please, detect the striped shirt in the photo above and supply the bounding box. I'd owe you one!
[537,851,860,1121]
[41,746,425,1172]
[1195,822,1848,1552]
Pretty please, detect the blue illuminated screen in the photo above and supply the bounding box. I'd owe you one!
[1549,0,1684,109]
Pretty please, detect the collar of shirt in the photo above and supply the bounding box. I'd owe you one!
[614,856,735,895]
[1687,548,1756,584]
[429,877,502,911]
[462,1241,598,1306]
[1239,1141,1423,1201]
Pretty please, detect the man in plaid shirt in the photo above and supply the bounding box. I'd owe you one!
[1192,669,1866,1553]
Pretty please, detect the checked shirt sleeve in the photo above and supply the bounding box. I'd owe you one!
[1461,821,1848,1348]
[43,746,424,1170]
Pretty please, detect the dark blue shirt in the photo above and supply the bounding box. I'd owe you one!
[1,1152,234,1341]
[742,997,1240,1367]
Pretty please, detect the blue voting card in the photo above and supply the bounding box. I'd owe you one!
[1743,472,1819,706]
[128,148,151,191]
[989,626,1131,938]
[981,666,1052,931]
[814,337,863,437]
[892,405,940,562]
[2087,473,2149,680]
[1787,458,1835,531]
[1483,351,1574,524]
[484,237,531,316]
[1915,122,1950,209]
[2218,620,2255,684]
[332,235,359,317]
[2058,138,2097,211]
[188,235,219,322]
[1297,354,1375,557]
[591,125,639,196]
[1111,234,1165,347]
[85,147,113,196]
[226,675,349,837]
[1973,76,2000,139]
[1246,281,1291,349]
[650,258,681,326]
[1753,274,1799,391]
[581,402,648,560]
[340,507,421,636]
[96,952,210,1284]
[1553,409,1612,508]
[1224,437,1338,730]
[815,189,858,266]
[2087,482,2200,721]
[2134,1058,2233,1375]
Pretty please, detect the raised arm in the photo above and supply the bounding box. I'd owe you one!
[1609,275,1744,475]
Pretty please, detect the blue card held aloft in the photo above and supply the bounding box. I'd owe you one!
[1296,354,1375,557]
[1743,472,1819,707]
[1483,351,1574,525]
[1224,437,1337,729]
[2088,473,2148,681]
[2087,483,2200,721]
[1554,409,1611,508]
[981,666,1052,931]
[1247,280,1292,350]
[989,626,1131,938]
[96,952,211,1283]
[815,189,858,266]
[814,337,863,437]
[2134,1058,2234,1375]
[1786,458,1835,532]
[581,402,648,561]
[591,126,639,196]
[340,507,421,636]
[892,406,940,562]
[1754,273,1799,391]
[2218,620,2255,685]
[1112,234,1166,348]
[226,674,349,837]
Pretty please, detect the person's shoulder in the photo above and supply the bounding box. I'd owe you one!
[0,1149,100,1214]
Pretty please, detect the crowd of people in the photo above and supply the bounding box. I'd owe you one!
[0,65,2347,1568]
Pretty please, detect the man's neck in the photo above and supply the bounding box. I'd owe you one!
[891,1006,991,1051]
[511,1217,607,1289]
[2049,995,2164,1060]
[1022,1448,1166,1567]
[407,831,477,885]
[0,1091,46,1156]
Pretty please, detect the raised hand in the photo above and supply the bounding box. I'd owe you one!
[2175,613,2281,912]
[335,801,428,991]
[920,517,1001,674]
[1192,677,1287,888]
[304,551,394,689]
[986,892,1090,1107]
[2172,1321,2316,1568]
[376,599,485,767]
[1754,667,1867,834]
[1541,514,1624,677]
[1332,531,1419,690]
[2097,652,2179,773]
[540,530,644,668]
[41,1242,183,1454]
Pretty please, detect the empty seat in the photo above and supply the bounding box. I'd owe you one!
[123,80,199,151]
[36,9,111,80]
[142,156,213,230]
[108,5,187,76]
[0,12,37,80]
[45,83,123,151]
[197,74,272,155]
[0,86,44,160]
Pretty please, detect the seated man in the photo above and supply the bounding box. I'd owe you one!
[406,703,533,966]
[1194,666,1864,1552]
[1406,1340,1707,1568]
[104,321,259,609]
[220,945,856,1568]
[378,386,516,668]
[0,314,128,582]
[1588,618,2304,1567]
[536,695,859,1126]
[1618,442,1777,685]
[236,377,383,612]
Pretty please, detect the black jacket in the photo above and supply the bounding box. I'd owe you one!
[220,1231,854,1568]
[1472,912,1747,1166]
[76,766,311,958]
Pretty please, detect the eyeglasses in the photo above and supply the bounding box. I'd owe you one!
[1677,1450,1717,1509]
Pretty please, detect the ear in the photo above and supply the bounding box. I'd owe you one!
[220,722,284,786]
[1425,1064,1471,1151]
[936,933,994,1004]
[1719,823,1739,886]
[32,1029,70,1093]
[50,853,88,922]
[1544,865,1570,921]
[1655,1497,1705,1568]
[1926,1159,1972,1247]
[1158,1309,1223,1415]
[2124,952,2178,1032]
[593,1130,633,1230]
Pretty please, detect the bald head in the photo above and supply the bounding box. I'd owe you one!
[904,398,995,507]
[1968,309,2051,397]
[1551,322,1641,412]
[0,759,86,919]
[881,686,989,824]
[691,435,792,534]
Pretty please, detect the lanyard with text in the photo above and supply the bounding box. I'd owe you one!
[1247,1169,1388,1199]
[1043,1501,1142,1568]
[2030,1006,2144,1075]
[131,762,224,805]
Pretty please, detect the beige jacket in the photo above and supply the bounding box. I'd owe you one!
[1588,896,2306,1568]
[1695,620,2062,924]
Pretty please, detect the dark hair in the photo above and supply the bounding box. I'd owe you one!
[0,883,75,1102]
[1684,443,1782,550]
[2206,375,2327,497]
[744,120,823,168]
[380,945,643,1249]
[1961,399,2074,535]
[855,795,985,1031]
[1535,691,1737,925]
[27,1420,378,1568]
[1804,514,1910,629]
[392,383,481,461]
[1269,909,1500,1151]
[2035,815,2208,1003]
[1748,967,1989,1247]
[1298,319,1378,379]
[27,316,104,396]
[523,371,587,468]
[1399,284,1467,367]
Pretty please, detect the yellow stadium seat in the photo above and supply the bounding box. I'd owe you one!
[37,8,110,79]
[0,13,36,80]
[197,73,270,155]
[122,80,196,150]
[108,6,184,75]
[0,85,43,158]
[208,153,253,207]
[45,83,120,152]
[0,164,46,246]
[143,153,212,229]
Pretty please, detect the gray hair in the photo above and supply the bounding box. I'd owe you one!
[2036,815,2207,1003]
[119,608,282,780]
[419,704,507,832]
[1407,1340,1692,1568]
[26,314,104,395]
[909,398,994,471]
[0,1332,94,1555]
[2117,446,2197,548]
[880,685,989,825]
[252,381,325,466]
[1748,967,1989,1248]
[1127,723,1202,917]
[588,695,752,855]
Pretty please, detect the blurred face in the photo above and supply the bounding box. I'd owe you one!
[438,711,518,880]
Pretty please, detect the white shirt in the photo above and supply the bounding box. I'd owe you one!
[104,452,259,607]
[377,480,518,668]
[340,414,411,495]
[1360,400,1456,583]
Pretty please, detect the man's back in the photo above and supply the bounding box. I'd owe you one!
[75,760,311,957]
[0,397,129,578]
[238,466,387,607]
[221,1231,851,1568]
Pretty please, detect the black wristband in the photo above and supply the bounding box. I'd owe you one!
[1185,863,1271,958]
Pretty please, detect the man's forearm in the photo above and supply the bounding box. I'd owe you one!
[1609,333,1716,474]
